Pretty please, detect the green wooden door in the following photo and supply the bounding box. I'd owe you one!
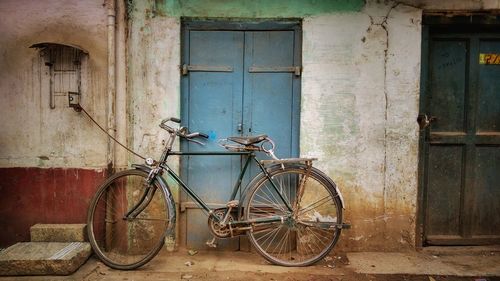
[420,26,500,245]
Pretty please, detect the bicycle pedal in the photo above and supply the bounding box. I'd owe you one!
[206,237,217,248]
[226,200,239,208]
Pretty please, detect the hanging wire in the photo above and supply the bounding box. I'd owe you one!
[75,104,146,160]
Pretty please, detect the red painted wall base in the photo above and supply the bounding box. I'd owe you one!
[0,167,107,247]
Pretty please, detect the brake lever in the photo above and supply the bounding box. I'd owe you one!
[186,138,205,146]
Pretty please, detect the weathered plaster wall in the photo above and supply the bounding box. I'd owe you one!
[128,0,422,251]
[127,1,182,188]
[2,0,496,250]
[0,0,108,168]
[126,0,498,251]
[0,0,109,247]
[302,1,422,251]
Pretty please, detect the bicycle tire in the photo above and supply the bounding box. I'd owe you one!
[244,164,343,266]
[87,169,171,270]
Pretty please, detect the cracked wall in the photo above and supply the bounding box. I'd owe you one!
[299,0,498,251]
[302,1,422,251]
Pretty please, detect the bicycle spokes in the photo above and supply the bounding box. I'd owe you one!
[246,166,342,266]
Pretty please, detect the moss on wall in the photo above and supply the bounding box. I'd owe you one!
[154,0,364,17]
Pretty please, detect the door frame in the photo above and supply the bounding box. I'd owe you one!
[416,14,500,248]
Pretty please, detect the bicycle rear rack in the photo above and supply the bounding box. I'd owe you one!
[260,158,317,166]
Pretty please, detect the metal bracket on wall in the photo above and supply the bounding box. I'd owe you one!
[248,66,302,76]
[181,64,233,75]
[68,92,81,112]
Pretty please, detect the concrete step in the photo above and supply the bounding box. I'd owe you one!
[30,224,87,242]
[0,242,91,276]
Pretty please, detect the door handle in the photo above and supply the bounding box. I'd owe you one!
[417,114,437,130]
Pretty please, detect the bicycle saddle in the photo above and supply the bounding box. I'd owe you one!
[227,135,267,145]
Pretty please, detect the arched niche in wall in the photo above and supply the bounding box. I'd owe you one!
[30,43,89,109]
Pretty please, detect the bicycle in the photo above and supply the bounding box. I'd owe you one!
[87,117,349,270]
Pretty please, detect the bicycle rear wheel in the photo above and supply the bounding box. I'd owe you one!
[87,169,171,270]
[244,164,343,266]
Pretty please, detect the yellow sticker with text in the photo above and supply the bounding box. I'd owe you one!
[479,53,500,65]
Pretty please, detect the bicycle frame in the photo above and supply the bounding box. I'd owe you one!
[158,150,293,226]
[123,121,296,230]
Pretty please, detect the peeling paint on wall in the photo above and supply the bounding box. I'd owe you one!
[155,0,365,17]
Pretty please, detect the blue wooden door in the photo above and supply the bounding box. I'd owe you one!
[181,22,301,249]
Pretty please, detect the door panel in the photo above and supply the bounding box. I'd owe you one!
[244,31,299,178]
[477,40,500,132]
[429,39,467,133]
[182,31,244,249]
[421,27,500,246]
[186,31,244,200]
[472,147,500,236]
[181,23,301,249]
[426,145,463,237]
[471,39,500,238]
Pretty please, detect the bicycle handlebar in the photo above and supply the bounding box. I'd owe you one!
[159,117,208,142]
[160,117,277,158]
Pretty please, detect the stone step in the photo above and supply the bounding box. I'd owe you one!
[30,224,87,242]
[0,242,91,276]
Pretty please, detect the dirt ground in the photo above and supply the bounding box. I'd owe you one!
[1,248,499,281]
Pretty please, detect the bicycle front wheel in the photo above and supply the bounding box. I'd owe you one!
[244,165,343,266]
[87,169,171,270]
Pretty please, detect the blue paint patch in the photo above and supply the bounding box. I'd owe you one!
[208,130,217,141]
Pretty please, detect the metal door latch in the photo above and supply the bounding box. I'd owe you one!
[417,114,437,130]
[181,64,233,75]
[248,66,302,76]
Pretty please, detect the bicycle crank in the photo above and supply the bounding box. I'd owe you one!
[207,208,235,238]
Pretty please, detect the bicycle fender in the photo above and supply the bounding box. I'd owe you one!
[319,170,346,210]
[131,164,177,236]
[246,164,345,210]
